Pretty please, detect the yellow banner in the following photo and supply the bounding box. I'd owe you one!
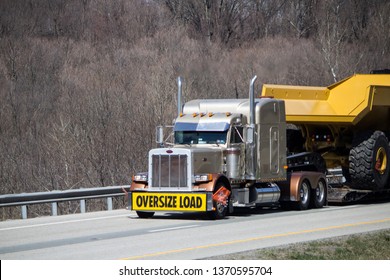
[132,192,207,212]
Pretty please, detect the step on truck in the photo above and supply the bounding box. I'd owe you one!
[261,71,390,203]
[129,76,327,219]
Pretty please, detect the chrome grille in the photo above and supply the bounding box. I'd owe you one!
[152,154,188,189]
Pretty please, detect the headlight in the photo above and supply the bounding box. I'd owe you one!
[194,174,213,182]
[133,173,148,182]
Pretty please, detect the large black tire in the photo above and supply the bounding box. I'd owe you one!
[136,211,155,218]
[293,179,311,210]
[207,181,230,220]
[349,131,390,190]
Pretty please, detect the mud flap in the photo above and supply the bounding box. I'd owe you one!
[212,187,231,206]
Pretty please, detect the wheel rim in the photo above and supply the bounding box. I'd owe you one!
[300,182,309,204]
[375,147,387,175]
[214,184,229,216]
[216,201,225,214]
[316,181,325,202]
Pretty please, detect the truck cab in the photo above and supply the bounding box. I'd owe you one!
[129,76,327,219]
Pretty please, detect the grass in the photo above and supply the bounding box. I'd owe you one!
[215,229,390,260]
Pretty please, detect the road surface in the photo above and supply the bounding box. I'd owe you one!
[1,202,390,259]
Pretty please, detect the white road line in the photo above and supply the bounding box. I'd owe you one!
[0,213,133,232]
[148,225,199,233]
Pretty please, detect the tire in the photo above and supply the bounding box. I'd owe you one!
[136,211,155,218]
[311,179,326,208]
[293,180,311,210]
[207,181,230,220]
[309,152,327,174]
[349,131,390,190]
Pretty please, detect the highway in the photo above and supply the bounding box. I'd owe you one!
[1,202,390,260]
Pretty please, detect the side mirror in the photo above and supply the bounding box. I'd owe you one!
[156,126,164,146]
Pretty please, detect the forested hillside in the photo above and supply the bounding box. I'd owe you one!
[1,0,389,218]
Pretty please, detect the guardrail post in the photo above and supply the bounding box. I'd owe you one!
[21,205,27,219]
[107,197,113,210]
[80,199,86,213]
[51,202,58,216]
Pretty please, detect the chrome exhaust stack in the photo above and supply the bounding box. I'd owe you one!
[177,76,183,116]
[246,75,257,180]
[249,75,257,126]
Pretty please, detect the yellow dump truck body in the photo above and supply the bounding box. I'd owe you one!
[261,74,390,126]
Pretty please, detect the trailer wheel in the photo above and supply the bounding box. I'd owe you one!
[136,211,155,218]
[311,179,326,208]
[349,131,390,190]
[207,181,230,220]
[294,180,311,210]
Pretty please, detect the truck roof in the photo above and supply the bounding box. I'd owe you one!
[182,99,250,116]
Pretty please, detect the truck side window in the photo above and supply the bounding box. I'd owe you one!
[231,126,244,144]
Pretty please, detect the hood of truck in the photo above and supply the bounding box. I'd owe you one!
[147,146,225,191]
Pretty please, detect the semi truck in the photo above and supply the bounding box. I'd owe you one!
[129,76,328,219]
[128,72,390,218]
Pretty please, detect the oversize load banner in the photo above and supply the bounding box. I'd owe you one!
[132,192,207,212]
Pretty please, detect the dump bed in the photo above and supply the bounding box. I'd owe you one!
[261,74,390,126]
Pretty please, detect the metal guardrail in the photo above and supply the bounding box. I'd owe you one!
[0,185,130,219]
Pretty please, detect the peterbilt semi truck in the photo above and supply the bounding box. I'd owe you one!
[129,76,327,219]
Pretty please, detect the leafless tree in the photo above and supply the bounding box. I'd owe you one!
[0,0,388,219]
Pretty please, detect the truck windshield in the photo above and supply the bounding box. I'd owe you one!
[175,131,227,145]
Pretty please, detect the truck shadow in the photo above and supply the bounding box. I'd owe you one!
[129,206,284,221]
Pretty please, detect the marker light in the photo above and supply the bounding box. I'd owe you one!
[194,174,213,182]
[133,173,148,182]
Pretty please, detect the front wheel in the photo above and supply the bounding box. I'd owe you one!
[207,181,230,220]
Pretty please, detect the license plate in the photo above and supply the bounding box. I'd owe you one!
[131,192,207,212]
